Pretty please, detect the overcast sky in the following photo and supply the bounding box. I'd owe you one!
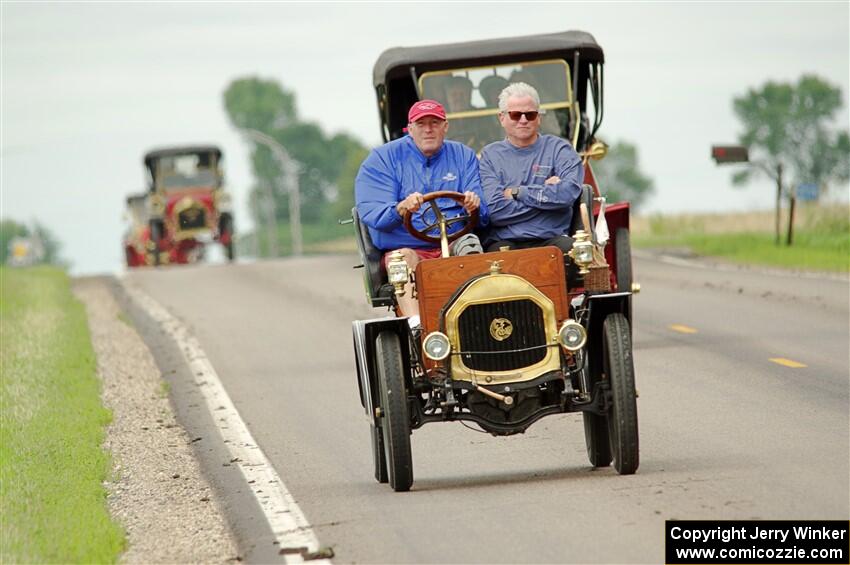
[2,2,848,274]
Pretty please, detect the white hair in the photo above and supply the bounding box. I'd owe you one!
[497,82,541,112]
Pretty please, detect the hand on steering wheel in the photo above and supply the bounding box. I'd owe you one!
[401,191,479,244]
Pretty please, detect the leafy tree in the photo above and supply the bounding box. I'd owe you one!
[0,219,63,265]
[329,145,370,223]
[223,77,296,131]
[31,222,62,264]
[0,219,29,264]
[223,76,368,248]
[731,75,850,198]
[591,141,655,210]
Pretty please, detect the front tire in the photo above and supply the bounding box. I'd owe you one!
[376,331,413,491]
[603,313,639,475]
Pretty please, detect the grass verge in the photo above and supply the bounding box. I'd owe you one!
[0,266,124,563]
[633,205,849,273]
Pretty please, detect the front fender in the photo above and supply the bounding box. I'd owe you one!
[352,317,410,422]
[585,292,631,380]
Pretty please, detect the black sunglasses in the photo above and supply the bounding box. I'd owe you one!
[504,110,540,121]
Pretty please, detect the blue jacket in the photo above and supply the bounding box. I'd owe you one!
[355,135,490,251]
[479,134,583,244]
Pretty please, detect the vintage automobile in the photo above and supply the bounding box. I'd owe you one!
[144,145,235,264]
[351,30,639,492]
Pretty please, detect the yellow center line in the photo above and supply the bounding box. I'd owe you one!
[669,324,698,334]
[769,357,807,368]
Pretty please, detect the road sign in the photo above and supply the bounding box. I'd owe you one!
[796,183,819,201]
[711,145,749,164]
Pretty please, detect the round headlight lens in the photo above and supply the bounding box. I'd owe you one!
[558,320,587,351]
[423,331,451,361]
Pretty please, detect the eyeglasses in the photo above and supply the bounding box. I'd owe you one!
[504,110,540,121]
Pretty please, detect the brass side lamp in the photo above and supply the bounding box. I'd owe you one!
[569,230,594,275]
[386,250,410,296]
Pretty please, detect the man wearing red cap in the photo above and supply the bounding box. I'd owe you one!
[355,99,490,321]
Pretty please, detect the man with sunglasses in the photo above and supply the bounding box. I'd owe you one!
[355,99,489,324]
[479,82,583,254]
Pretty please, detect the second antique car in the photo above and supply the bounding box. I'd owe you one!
[352,30,639,492]
[144,145,235,264]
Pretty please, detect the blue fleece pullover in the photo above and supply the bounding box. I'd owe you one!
[355,135,489,251]
[479,134,583,243]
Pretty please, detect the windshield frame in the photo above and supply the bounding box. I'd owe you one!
[417,58,574,121]
[153,152,220,193]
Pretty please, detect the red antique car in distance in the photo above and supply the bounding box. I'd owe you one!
[122,191,204,267]
[144,145,235,265]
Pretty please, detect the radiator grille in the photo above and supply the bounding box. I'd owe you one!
[178,207,206,230]
[457,299,547,371]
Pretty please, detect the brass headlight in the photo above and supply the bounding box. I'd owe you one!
[422,331,451,361]
[558,320,587,351]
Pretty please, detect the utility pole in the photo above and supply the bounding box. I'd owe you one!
[775,162,783,246]
[240,128,303,257]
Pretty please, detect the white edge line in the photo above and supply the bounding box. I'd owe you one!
[120,279,331,564]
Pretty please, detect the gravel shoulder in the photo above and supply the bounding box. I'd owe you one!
[73,276,238,564]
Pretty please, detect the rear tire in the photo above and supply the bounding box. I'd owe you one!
[603,313,639,475]
[615,227,634,329]
[614,227,632,293]
[376,331,413,491]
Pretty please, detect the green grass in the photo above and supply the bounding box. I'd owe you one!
[0,266,125,563]
[633,205,849,273]
[241,220,357,256]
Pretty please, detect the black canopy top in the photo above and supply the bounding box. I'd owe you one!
[143,145,222,167]
[373,30,603,86]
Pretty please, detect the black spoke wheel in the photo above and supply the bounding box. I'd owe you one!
[376,331,413,491]
[603,313,639,475]
[583,412,612,468]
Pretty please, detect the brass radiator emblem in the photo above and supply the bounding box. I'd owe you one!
[489,318,513,341]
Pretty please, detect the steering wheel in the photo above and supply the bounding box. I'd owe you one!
[402,191,479,244]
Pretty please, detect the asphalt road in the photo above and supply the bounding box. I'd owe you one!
[125,253,849,563]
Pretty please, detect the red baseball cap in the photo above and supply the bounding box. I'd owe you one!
[408,99,446,123]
